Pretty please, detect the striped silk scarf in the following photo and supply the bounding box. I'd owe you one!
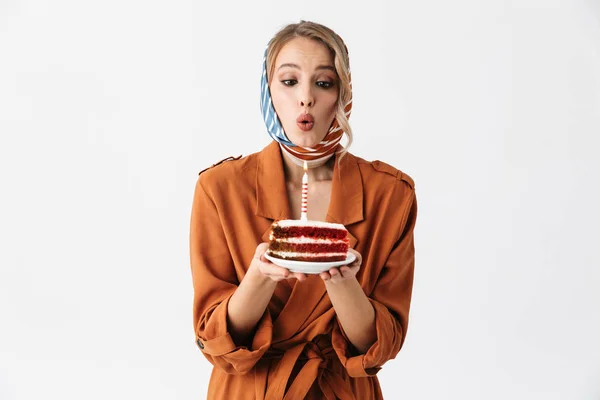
[260,46,352,168]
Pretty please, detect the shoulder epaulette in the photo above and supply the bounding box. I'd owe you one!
[372,160,415,189]
[398,171,415,189]
[198,155,242,175]
[372,160,399,177]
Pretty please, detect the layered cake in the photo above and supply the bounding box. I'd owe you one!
[267,219,349,262]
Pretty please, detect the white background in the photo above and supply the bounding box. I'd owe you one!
[1,0,599,399]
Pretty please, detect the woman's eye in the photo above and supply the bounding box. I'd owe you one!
[281,80,297,86]
[317,81,333,89]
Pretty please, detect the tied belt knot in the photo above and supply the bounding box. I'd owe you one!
[261,341,356,400]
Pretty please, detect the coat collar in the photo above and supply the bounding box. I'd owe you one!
[256,141,363,247]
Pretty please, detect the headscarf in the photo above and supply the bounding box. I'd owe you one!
[260,45,352,168]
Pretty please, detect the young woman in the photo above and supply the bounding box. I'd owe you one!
[189,20,417,400]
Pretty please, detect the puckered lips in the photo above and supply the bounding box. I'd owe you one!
[296,113,314,131]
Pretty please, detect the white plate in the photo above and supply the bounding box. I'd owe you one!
[264,252,356,274]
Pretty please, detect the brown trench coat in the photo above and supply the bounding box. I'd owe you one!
[189,140,417,399]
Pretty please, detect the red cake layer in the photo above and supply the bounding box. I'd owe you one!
[289,254,347,262]
[271,225,347,240]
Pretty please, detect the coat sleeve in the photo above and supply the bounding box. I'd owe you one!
[189,174,273,375]
[331,187,417,377]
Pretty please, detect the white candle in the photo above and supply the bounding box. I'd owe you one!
[301,160,308,221]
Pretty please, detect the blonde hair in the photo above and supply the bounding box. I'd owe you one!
[266,20,354,159]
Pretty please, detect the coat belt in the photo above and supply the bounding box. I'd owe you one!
[258,341,356,400]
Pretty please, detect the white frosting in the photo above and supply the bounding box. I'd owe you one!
[274,219,346,230]
[269,250,347,258]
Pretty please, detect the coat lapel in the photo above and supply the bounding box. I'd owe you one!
[256,141,292,223]
[255,141,364,342]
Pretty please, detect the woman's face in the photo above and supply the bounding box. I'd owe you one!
[269,37,339,148]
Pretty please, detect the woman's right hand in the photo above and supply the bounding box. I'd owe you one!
[250,242,307,282]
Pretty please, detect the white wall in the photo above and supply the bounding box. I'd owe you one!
[1,0,599,399]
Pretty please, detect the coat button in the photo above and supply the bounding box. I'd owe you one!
[196,338,204,350]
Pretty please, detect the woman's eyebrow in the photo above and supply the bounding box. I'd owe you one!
[277,63,335,72]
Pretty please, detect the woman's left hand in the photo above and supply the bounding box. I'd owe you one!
[319,248,362,284]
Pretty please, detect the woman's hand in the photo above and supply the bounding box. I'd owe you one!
[249,242,308,282]
[319,248,362,284]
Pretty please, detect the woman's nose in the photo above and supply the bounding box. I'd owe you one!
[299,85,314,107]
[300,98,313,107]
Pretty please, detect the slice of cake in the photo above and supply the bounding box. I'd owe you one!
[267,219,349,262]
